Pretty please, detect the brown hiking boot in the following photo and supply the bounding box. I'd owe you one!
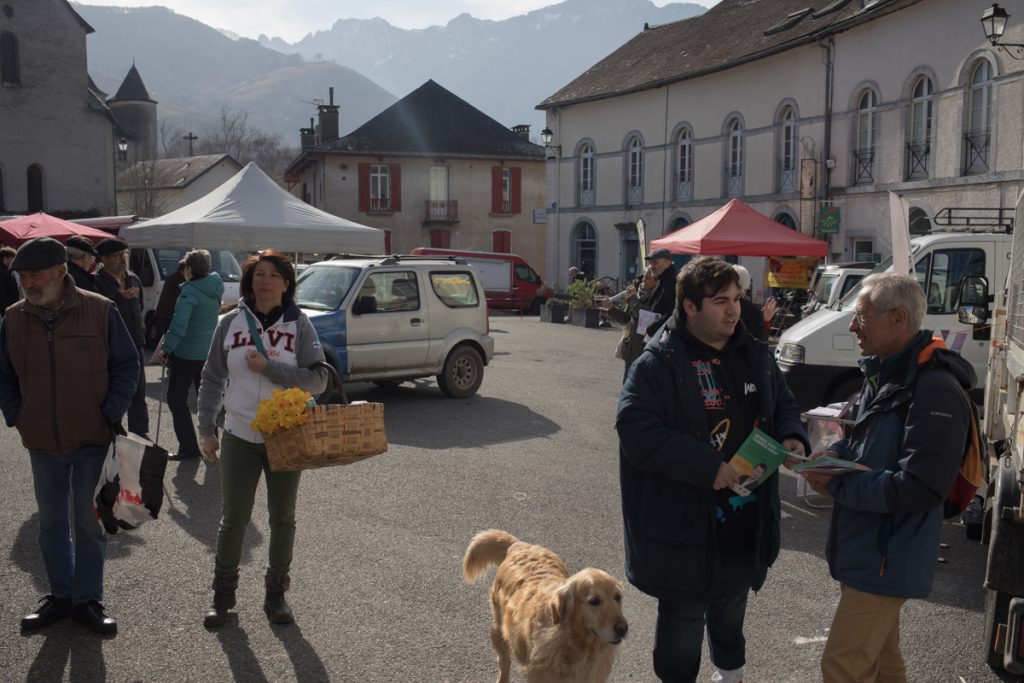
[203,573,238,629]
[263,571,293,624]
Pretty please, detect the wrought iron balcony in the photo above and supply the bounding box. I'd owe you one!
[963,131,990,175]
[853,148,874,185]
[424,200,459,223]
[367,197,392,215]
[905,142,930,179]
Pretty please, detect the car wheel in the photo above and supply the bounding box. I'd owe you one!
[984,586,1012,672]
[437,346,483,399]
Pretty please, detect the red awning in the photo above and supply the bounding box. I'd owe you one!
[650,199,828,257]
[0,213,115,248]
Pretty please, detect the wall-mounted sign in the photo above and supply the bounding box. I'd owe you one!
[819,205,840,234]
[533,208,547,224]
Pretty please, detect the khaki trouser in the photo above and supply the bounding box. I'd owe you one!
[821,584,907,683]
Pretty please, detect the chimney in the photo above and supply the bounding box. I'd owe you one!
[317,87,340,144]
[300,117,316,151]
[512,124,530,140]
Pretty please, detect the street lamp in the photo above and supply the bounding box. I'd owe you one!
[540,127,560,155]
[117,137,128,161]
[981,4,1024,58]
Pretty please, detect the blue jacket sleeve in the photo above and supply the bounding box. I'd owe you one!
[102,307,141,424]
[831,372,968,514]
[616,354,723,488]
[162,288,194,355]
[0,318,21,426]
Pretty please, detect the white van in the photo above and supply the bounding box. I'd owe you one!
[776,229,1012,410]
[294,255,495,398]
[803,261,874,315]
[128,247,242,345]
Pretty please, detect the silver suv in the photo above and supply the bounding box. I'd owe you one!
[294,255,495,398]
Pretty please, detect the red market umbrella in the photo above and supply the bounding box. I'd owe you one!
[0,212,114,248]
[650,198,828,257]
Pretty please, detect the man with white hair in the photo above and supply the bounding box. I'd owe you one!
[801,272,975,682]
[733,265,768,342]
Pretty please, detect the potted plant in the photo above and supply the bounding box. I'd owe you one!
[567,279,601,328]
[540,294,569,323]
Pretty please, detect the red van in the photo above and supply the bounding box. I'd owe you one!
[410,248,549,313]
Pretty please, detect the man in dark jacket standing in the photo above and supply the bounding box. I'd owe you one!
[617,257,808,683]
[0,245,20,315]
[0,237,139,635]
[801,273,973,682]
[95,237,149,437]
[65,235,100,294]
[639,247,679,338]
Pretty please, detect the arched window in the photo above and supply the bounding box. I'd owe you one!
[625,136,644,205]
[726,117,744,197]
[909,207,931,234]
[778,106,798,193]
[578,142,595,207]
[853,89,877,184]
[27,164,43,212]
[669,215,691,233]
[774,211,797,230]
[965,59,994,174]
[0,32,19,85]
[906,76,933,179]
[676,127,693,201]
[571,222,597,279]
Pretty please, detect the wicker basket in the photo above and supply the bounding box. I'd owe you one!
[263,362,387,471]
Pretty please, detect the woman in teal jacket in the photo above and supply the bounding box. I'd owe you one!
[160,249,225,460]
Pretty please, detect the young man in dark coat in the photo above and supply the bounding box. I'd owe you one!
[617,257,809,683]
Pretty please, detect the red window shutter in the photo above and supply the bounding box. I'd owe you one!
[431,229,450,248]
[390,164,401,212]
[384,229,392,254]
[358,163,370,213]
[493,230,511,253]
[510,167,522,214]
[491,166,503,213]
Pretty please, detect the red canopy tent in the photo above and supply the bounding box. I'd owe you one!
[650,199,828,257]
[0,213,114,248]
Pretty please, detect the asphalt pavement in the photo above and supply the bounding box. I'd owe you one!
[0,315,997,682]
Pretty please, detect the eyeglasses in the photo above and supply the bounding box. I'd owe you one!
[852,308,894,326]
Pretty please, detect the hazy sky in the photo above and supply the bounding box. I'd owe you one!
[73,1,720,43]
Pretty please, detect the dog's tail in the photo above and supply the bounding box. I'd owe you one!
[463,529,518,584]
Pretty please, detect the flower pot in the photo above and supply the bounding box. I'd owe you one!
[541,302,568,323]
[570,307,601,328]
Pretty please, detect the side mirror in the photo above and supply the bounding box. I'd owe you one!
[956,275,990,339]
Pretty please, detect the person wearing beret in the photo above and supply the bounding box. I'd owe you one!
[639,247,679,338]
[65,236,100,294]
[0,237,140,635]
[94,238,149,438]
[0,245,20,316]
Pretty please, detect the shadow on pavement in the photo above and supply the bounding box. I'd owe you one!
[214,621,271,683]
[272,623,331,681]
[25,627,106,682]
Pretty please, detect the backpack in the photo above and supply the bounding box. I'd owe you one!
[913,338,985,519]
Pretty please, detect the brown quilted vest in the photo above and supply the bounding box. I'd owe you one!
[4,277,115,454]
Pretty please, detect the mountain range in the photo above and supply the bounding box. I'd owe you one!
[75,0,705,149]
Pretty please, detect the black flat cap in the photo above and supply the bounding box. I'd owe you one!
[96,237,129,256]
[646,247,672,261]
[66,235,98,257]
[11,237,68,272]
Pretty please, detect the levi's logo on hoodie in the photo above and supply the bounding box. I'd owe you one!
[230,330,295,353]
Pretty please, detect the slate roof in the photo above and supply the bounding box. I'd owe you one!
[109,63,156,104]
[308,80,544,161]
[538,0,923,109]
[116,154,241,191]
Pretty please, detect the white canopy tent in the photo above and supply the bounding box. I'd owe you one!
[120,162,385,254]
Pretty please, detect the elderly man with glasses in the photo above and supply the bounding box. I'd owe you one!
[801,272,976,683]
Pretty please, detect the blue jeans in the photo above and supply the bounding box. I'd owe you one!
[653,555,754,682]
[29,445,109,604]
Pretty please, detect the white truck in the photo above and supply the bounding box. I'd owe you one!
[956,196,1024,675]
[775,228,1013,411]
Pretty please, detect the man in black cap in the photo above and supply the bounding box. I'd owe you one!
[95,237,149,437]
[65,236,99,294]
[0,245,19,316]
[0,237,139,635]
[639,247,679,338]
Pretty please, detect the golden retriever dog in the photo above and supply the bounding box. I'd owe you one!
[463,529,628,683]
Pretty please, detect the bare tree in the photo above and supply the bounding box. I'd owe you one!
[195,106,296,181]
[116,158,175,218]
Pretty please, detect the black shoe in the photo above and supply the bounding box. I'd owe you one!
[21,595,72,630]
[167,452,199,461]
[73,601,117,635]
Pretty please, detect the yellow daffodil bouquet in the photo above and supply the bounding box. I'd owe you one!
[252,388,316,436]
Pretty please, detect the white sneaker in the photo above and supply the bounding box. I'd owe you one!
[711,666,744,683]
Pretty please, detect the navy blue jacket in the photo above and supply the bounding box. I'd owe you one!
[826,331,974,598]
[616,313,808,601]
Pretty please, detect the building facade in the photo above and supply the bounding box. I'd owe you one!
[286,81,547,269]
[116,153,241,217]
[538,0,1024,291]
[0,0,115,216]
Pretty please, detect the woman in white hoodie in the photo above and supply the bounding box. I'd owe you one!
[196,250,327,629]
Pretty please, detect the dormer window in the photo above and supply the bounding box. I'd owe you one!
[764,8,813,36]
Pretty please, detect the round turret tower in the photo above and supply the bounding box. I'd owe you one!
[107,63,158,166]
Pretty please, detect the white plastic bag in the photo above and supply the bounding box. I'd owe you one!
[94,433,168,533]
